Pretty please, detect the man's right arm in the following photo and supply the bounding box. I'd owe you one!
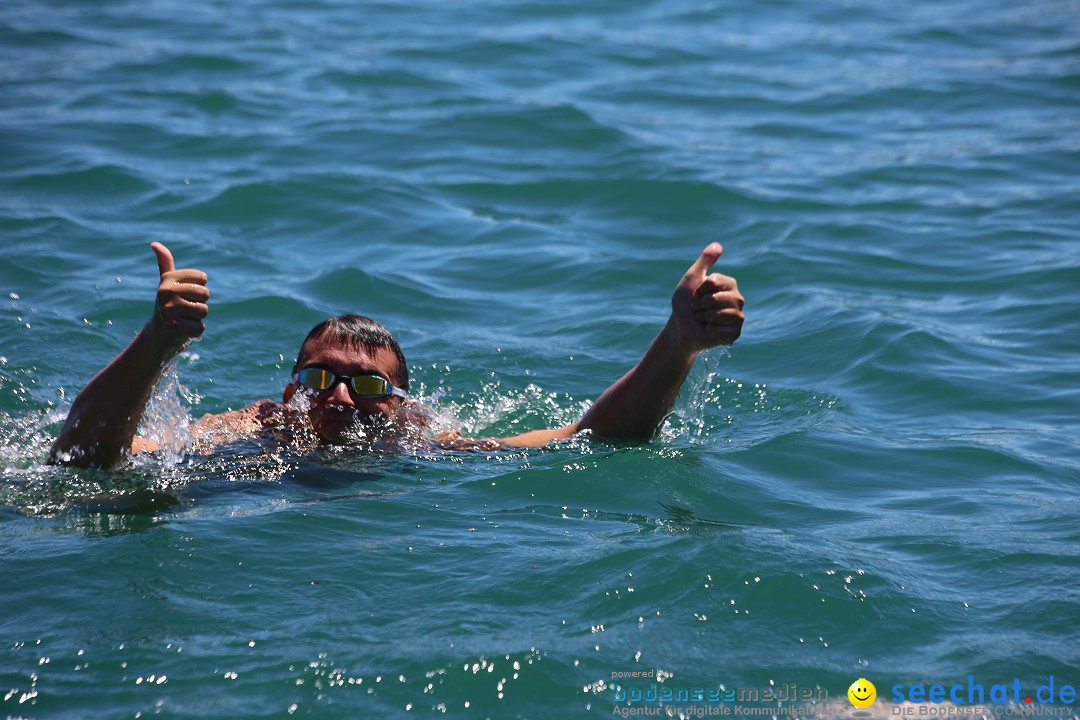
[49,243,210,468]
[494,244,744,448]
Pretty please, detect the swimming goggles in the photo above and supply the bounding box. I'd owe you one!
[293,367,407,399]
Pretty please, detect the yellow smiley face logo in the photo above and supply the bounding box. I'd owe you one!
[848,678,876,708]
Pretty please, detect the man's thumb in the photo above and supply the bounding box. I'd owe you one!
[682,243,724,283]
[150,242,175,277]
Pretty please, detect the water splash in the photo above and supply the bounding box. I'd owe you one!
[0,359,67,476]
[1,355,800,516]
[412,375,590,442]
[664,347,844,449]
[669,346,734,443]
[134,355,200,467]
[0,408,67,474]
[0,352,205,514]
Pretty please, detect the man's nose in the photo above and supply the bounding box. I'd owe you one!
[326,379,355,406]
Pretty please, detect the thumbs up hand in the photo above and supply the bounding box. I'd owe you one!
[149,242,210,348]
[669,243,745,352]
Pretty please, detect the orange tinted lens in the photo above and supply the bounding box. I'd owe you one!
[297,368,334,391]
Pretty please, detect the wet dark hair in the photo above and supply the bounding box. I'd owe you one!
[294,314,409,391]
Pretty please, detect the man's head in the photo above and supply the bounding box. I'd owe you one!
[286,314,409,440]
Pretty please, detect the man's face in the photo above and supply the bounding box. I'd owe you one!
[291,334,404,441]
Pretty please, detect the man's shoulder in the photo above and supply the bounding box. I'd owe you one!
[192,399,282,441]
[131,400,283,456]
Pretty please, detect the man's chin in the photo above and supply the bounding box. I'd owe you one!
[313,423,358,444]
[311,414,390,445]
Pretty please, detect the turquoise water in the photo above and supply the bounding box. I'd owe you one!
[2,0,1079,717]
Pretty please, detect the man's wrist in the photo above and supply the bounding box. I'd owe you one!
[660,316,701,360]
[142,315,188,361]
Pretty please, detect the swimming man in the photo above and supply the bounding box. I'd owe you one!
[49,242,745,467]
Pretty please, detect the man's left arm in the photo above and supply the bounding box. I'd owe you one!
[496,243,744,448]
